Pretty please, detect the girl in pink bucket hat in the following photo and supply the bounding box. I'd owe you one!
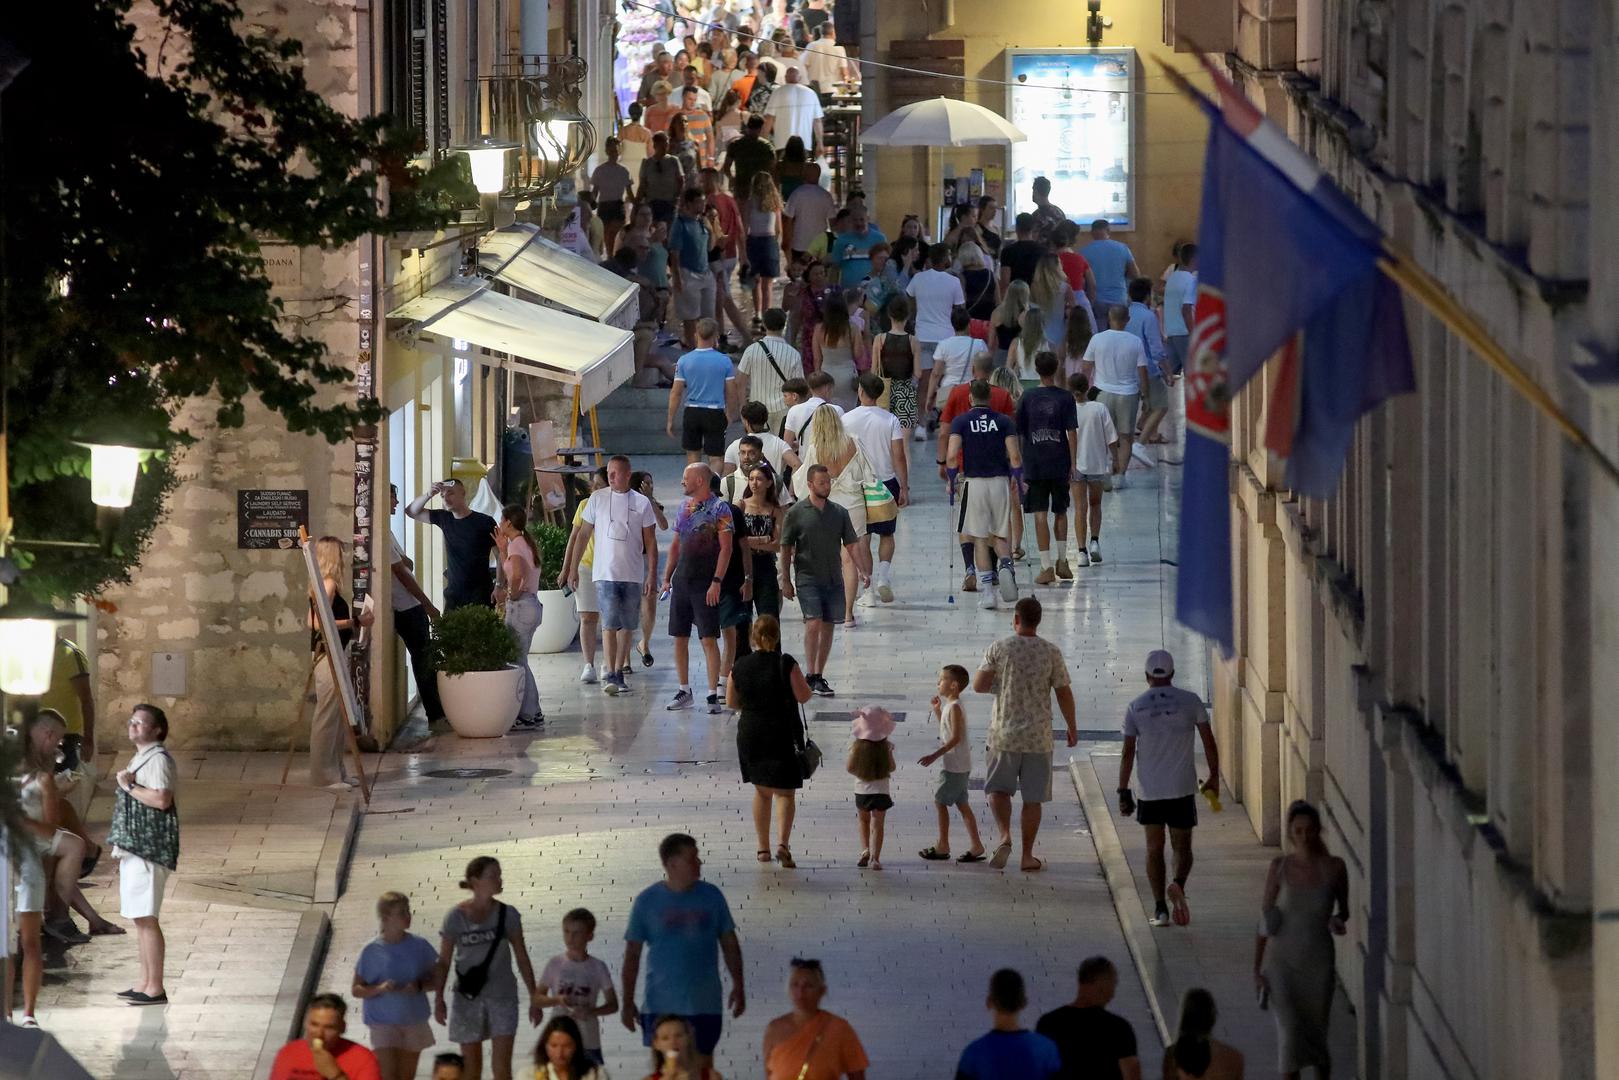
[847,707,897,869]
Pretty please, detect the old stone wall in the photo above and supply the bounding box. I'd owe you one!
[100,0,366,750]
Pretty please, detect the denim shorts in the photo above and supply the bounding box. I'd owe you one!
[795,576,841,622]
[595,579,641,631]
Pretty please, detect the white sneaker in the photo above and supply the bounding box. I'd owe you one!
[579,663,597,684]
[913,427,927,442]
[978,588,998,610]
[1076,549,1091,568]
[1088,540,1102,564]
[876,580,895,603]
[1113,471,1128,490]
[997,564,1018,603]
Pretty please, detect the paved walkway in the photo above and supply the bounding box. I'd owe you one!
[315,447,1210,1078]
[27,751,364,1079]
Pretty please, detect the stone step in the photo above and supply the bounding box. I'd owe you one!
[591,383,744,458]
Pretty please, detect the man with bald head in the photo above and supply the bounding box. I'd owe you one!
[660,463,735,713]
[760,64,824,153]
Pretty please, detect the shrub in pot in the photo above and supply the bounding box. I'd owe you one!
[525,520,579,654]
[429,604,524,738]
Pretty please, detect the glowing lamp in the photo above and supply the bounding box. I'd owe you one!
[0,600,84,696]
[455,137,519,195]
[72,435,162,509]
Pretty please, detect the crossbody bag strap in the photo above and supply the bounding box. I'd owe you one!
[794,1015,834,1080]
[761,339,788,384]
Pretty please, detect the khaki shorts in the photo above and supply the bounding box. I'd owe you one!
[368,1020,437,1051]
[1097,391,1140,436]
[674,271,716,320]
[984,749,1054,802]
[573,572,599,614]
[957,476,1012,540]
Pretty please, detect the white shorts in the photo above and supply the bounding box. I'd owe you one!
[573,573,599,614]
[119,854,171,919]
[674,271,717,321]
[958,476,1012,540]
[14,843,47,915]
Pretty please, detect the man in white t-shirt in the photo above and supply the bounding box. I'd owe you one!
[802,24,853,91]
[904,243,966,392]
[1117,649,1220,928]
[760,66,824,152]
[843,374,909,602]
[781,164,835,256]
[1067,373,1118,566]
[574,455,659,695]
[1081,305,1148,487]
[782,371,845,450]
[1161,243,1198,376]
[722,402,800,498]
[388,484,443,727]
[735,308,804,432]
[921,307,988,416]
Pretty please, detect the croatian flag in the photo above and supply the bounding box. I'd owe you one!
[1176,61,1413,653]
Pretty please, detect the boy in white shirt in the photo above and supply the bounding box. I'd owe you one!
[1067,374,1118,567]
[535,908,619,1066]
[922,307,989,416]
[917,664,987,862]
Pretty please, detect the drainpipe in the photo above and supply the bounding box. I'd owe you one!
[521,0,547,60]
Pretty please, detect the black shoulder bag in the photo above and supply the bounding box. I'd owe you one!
[784,654,822,780]
[454,902,508,1000]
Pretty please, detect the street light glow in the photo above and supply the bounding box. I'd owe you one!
[456,137,518,195]
[0,616,58,696]
[88,442,145,508]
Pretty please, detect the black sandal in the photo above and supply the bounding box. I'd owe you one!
[919,846,952,861]
[641,648,654,667]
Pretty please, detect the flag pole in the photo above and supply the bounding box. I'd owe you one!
[1372,248,1619,486]
[1153,54,1619,489]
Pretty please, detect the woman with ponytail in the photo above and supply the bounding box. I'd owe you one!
[496,505,546,729]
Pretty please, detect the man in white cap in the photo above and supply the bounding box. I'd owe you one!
[1116,649,1220,927]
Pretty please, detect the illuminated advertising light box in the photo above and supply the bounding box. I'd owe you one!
[1005,48,1136,229]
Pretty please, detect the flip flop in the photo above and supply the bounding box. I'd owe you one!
[1021,857,1045,872]
[988,842,1013,870]
[641,649,655,667]
[919,846,952,861]
[957,851,987,863]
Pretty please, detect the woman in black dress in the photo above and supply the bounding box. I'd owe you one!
[726,614,813,868]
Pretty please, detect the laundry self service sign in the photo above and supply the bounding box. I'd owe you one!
[237,489,309,549]
[1005,48,1135,229]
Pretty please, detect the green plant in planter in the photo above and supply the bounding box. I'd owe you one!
[428,605,520,676]
[525,522,570,591]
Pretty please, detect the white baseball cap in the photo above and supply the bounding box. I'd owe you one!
[1145,649,1175,678]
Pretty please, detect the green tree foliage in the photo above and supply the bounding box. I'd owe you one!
[0,0,469,601]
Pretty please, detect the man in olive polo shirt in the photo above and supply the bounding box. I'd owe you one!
[778,464,869,697]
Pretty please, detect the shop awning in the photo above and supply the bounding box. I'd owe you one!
[388,276,635,411]
[477,224,639,332]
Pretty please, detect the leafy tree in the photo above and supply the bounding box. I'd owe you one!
[0,0,470,601]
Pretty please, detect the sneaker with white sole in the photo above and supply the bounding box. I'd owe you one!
[877,581,895,603]
[579,663,597,685]
[913,427,927,442]
[1055,558,1073,580]
[1076,550,1091,568]
[1088,540,1102,564]
[706,693,724,714]
[997,562,1018,603]
[1034,567,1056,585]
[1113,471,1127,490]
[666,689,694,711]
[1150,904,1172,928]
[602,675,621,696]
[979,588,998,610]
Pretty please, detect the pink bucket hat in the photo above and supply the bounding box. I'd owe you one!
[851,706,896,742]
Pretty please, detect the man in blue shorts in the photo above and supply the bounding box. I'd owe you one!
[621,833,745,1069]
[572,455,660,695]
[779,464,868,697]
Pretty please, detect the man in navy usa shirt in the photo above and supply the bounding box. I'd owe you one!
[946,380,1022,610]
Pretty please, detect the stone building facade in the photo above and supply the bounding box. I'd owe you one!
[1164,0,1616,1076]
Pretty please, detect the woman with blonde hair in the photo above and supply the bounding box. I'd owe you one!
[989,279,1032,365]
[956,240,998,322]
[308,536,372,790]
[744,171,784,318]
[793,407,876,626]
[1005,304,1047,386]
[727,614,814,866]
[1030,253,1074,353]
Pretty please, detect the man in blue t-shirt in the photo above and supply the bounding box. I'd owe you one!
[621,833,743,1068]
[827,206,888,287]
[946,380,1022,609]
[666,317,738,472]
[1079,219,1140,308]
[955,968,1061,1080]
[1016,351,1078,586]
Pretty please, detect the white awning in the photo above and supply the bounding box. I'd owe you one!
[388,276,635,412]
[477,224,639,332]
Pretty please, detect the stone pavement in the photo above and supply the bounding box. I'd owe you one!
[313,445,1214,1078]
[30,750,365,1079]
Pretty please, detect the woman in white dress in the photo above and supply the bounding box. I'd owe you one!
[793,407,875,626]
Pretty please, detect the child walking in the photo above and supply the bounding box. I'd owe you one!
[535,907,618,1067]
[917,665,987,863]
[1068,373,1118,567]
[352,891,442,1080]
[848,706,897,870]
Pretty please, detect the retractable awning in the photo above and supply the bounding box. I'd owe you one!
[477,224,639,332]
[388,276,635,411]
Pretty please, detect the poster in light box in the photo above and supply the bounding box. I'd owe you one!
[1005,48,1135,229]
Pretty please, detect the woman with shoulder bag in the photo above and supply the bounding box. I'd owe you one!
[792,408,875,626]
[435,856,543,1080]
[728,615,814,868]
[761,958,870,1080]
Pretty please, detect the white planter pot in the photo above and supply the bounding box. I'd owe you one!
[528,588,580,654]
[436,665,524,738]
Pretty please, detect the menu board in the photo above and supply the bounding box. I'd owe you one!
[1005,49,1135,229]
[237,489,309,549]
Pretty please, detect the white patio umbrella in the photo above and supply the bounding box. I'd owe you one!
[860,96,1027,146]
